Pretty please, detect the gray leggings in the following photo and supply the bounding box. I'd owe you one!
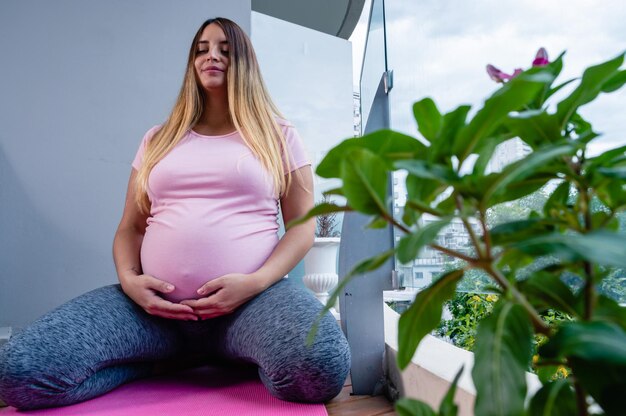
[0,279,350,410]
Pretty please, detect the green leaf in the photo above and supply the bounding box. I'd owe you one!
[513,231,626,268]
[431,105,471,162]
[518,272,578,316]
[597,166,626,180]
[405,199,446,218]
[472,302,533,416]
[505,111,562,150]
[596,178,626,210]
[542,310,626,415]
[532,51,566,106]
[340,148,388,215]
[569,111,594,138]
[481,143,574,204]
[535,364,563,385]
[396,160,461,184]
[601,68,626,93]
[543,181,570,217]
[413,98,442,142]
[397,219,452,264]
[316,130,426,178]
[567,357,626,416]
[540,321,626,365]
[556,52,625,127]
[495,249,535,273]
[398,269,464,369]
[350,249,396,276]
[366,216,389,229]
[544,78,577,102]
[588,144,626,169]
[489,175,554,207]
[455,71,554,162]
[287,202,351,228]
[322,187,345,197]
[490,218,555,246]
[528,379,577,416]
[405,174,447,211]
[396,398,437,416]
[439,366,463,416]
[593,294,626,332]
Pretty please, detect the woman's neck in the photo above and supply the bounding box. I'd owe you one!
[194,92,235,136]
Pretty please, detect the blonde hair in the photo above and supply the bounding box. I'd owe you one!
[135,17,293,213]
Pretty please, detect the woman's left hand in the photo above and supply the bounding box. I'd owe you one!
[180,273,265,319]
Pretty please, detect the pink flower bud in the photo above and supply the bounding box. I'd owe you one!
[486,65,522,83]
[532,47,549,66]
[486,64,506,83]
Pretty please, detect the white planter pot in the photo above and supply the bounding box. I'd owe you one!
[303,237,340,316]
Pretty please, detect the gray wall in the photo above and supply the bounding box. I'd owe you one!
[0,0,251,328]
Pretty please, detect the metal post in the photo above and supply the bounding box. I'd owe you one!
[339,72,394,395]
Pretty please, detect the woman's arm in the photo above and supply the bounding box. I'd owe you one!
[182,165,316,319]
[113,169,197,320]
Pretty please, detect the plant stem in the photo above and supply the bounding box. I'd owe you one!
[486,266,551,335]
[405,200,445,218]
[479,206,492,257]
[534,359,566,367]
[574,381,589,416]
[385,212,412,234]
[455,194,485,258]
[430,243,476,264]
[578,173,596,321]
[583,261,595,321]
[386,208,477,265]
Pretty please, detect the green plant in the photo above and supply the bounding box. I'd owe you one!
[438,292,573,382]
[315,195,341,238]
[436,292,500,351]
[294,49,626,415]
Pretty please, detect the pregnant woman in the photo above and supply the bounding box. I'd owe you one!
[0,17,350,410]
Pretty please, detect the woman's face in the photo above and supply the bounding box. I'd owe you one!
[194,23,230,92]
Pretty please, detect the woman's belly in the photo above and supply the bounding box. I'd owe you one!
[140,213,278,303]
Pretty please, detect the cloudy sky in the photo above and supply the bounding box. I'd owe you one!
[352,0,626,156]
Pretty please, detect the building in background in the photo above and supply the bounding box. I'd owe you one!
[353,91,362,137]
[488,137,532,173]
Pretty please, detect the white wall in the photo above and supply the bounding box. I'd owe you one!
[252,12,354,199]
[0,0,251,328]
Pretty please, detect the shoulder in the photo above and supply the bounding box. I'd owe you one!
[274,117,300,142]
[138,124,163,147]
[274,117,296,131]
[144,124,163,140]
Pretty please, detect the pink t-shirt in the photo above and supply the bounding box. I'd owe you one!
[132,121,310,302]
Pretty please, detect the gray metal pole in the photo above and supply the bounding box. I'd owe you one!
[339,72,394,395]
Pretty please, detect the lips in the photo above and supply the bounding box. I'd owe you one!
[202,66,224,72]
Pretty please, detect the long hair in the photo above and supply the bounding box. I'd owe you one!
[135,17,293,213]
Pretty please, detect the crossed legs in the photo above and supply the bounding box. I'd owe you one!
[0,280,350,410]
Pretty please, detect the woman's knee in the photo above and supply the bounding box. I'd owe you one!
[0,340,73,410]
[260,336,351,403]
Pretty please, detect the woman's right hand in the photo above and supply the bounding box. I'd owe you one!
[121,273,198,321]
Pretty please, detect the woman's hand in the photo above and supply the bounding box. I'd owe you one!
[180,273,265,319]
[120,273,198,321]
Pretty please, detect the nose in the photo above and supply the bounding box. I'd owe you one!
[206,45,221,61]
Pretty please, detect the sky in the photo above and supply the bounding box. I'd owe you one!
[351,0,626,156]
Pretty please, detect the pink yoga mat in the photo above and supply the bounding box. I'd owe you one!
[0,366,328,416]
